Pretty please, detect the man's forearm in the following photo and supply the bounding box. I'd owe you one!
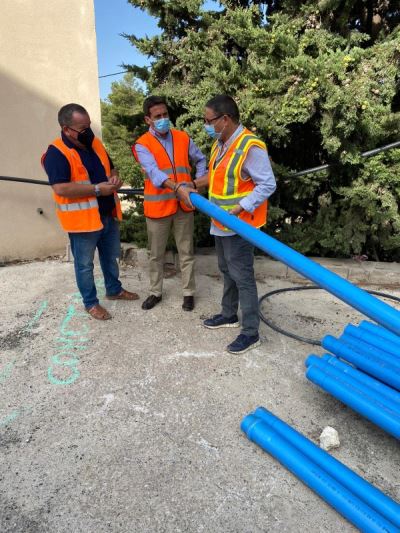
[52,182,96,198]
[162,178,177,190]
[193,174,209,191]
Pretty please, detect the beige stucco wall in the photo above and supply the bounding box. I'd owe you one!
[0,0,101,262]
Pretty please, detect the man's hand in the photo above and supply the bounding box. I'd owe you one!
[176,183,196,209]
[229,204,244,216]
[97,182,119,196]
[108,175,123,190]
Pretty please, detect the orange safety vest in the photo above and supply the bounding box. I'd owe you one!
[208,128,268,231]
[42,137,122,233]
[132,129,193,218]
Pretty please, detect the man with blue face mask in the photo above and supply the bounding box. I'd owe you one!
[193,95,277,354]
[133,96,207,311]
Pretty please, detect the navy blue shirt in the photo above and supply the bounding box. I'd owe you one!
[43,133,115,215]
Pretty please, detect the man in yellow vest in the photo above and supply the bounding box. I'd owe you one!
[133,96,207,311]
[42,103,139,320]
[194,95,276,354]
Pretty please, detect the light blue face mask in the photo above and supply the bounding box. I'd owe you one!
[153,118,170,134]
[204,124,221,139]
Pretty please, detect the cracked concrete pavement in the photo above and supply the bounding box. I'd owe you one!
[0,253,399,533]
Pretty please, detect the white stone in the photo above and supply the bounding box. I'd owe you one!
[319,426,340,451]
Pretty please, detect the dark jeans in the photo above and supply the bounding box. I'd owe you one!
[69,214,122,308]
[215,234,259,337]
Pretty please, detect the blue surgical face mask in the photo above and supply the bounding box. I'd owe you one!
[204,124,221,139]
[153,118,170,134]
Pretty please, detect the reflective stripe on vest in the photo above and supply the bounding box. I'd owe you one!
[209,194,249,207]
[55,199,99,212]
[144,192,177,202]
[155,166,191,176]
[133,129,193,219]
[209,128,268,231]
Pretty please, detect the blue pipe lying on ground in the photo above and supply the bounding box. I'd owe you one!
[359,321,400,347]
[340,333,400,368]
[190,194,400,336]
[252,406,400,528]
[340,330,400,365]
[306,355,400,416]
[344,324,400,359]
[306,364,400,439]
[339,333,400,374]
[322,335,400,391]
[241,413,399,532]
[321,354,400,407]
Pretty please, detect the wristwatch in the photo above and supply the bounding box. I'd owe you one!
[94,184,101,197]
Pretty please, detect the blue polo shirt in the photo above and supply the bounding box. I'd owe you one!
[43,133,116,215]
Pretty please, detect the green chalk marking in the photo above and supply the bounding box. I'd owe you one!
[24,300,48,332]
[0,409,20,427]
[0,359,16,384]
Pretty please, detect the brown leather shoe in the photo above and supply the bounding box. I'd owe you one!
[85,304,112,320]
[182,296,194,311]
[106,289,139,301]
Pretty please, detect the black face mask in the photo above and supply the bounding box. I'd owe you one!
[68,126,95,148]
[77,127,95,148]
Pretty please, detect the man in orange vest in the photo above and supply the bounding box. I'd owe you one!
[133,96,207,311]
[194,95,276,354]
[42,103,139,320]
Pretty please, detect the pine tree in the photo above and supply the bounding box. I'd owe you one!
[114,1,400,259]
[101,74,148,245]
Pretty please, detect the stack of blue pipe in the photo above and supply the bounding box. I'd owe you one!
[242,407,400,532]
[190,195,400,528]
[305,320,400,440]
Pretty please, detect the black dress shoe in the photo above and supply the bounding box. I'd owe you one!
[141,295,162,310]
[182,296,194,311]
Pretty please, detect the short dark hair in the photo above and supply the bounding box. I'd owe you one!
[143,95,167,117]
[58,103,88,127]
[205,95,240,123]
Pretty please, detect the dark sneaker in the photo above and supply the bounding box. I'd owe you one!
[182,296,195,311]
[141,295,162,310]
[227,334,260,354]
[203,314,240,329]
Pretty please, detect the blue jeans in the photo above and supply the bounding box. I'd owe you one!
[215,234,259,337]
[69,214,122,308]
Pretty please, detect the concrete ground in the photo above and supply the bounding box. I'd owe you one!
[1,253,399,533]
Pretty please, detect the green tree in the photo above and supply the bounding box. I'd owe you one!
[101,74,149,246]
[112,1,400,259]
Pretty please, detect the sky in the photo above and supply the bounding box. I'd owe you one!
[94,0,221,100]
[94,0,159,100]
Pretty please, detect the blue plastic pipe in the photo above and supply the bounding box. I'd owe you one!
[241,414,398,532]
[252,406,400,528]
[305,355,400,416]
[344,324,400,359]
[322,335,400,391]
[306,365,400,439]
[321,354,400,407]
[341,331,400,363]
[359,321,400,348]
[190,194,400,336]
[340,333,400,370]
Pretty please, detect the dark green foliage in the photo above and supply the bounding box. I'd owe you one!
[104,1,400,260]
[101,74,147,245]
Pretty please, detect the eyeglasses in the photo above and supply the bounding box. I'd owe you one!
[68,126,89,134]
[203,114,223,125]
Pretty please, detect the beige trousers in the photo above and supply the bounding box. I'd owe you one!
[146,209,195,297]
